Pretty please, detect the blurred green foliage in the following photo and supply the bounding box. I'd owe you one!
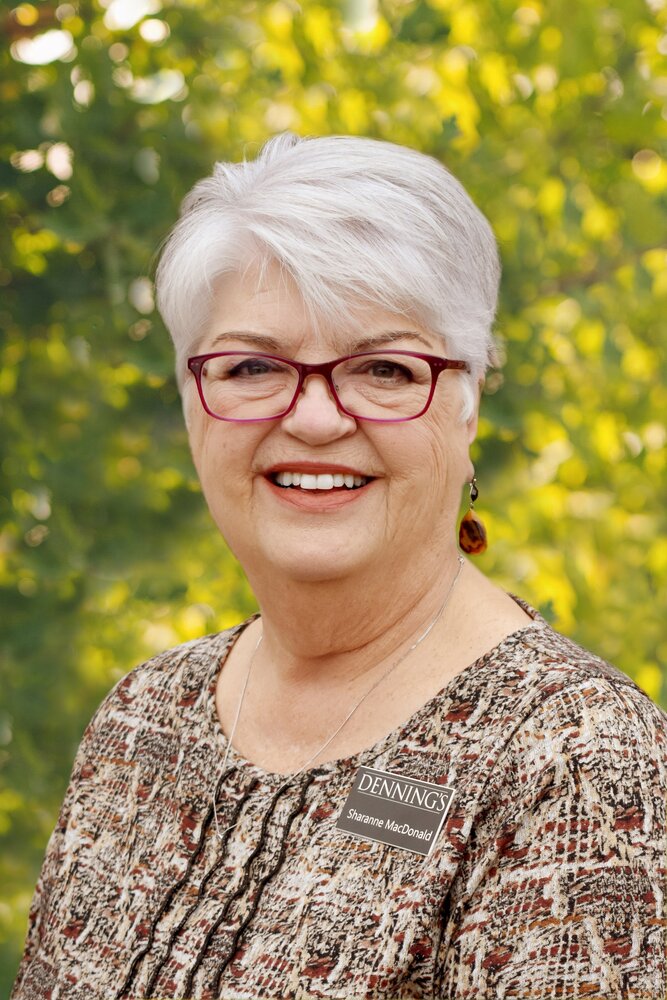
[1,0,666,989]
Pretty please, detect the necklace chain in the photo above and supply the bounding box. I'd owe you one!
[213,555,465,841]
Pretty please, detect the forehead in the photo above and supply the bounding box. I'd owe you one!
[201,261,440,355]
[211,262,308,323]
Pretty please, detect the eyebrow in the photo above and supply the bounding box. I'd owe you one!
[351,330,434,351]
[209,329,434,353]
[210,331,286,352]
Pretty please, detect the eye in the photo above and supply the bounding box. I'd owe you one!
[371,361,411,380]
[228,358,275,378]
[355,359,413,383]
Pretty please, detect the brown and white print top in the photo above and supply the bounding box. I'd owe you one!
[11,597,667,999]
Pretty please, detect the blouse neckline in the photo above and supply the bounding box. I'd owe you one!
[203,594,549,784]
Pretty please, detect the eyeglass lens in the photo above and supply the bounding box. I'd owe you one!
[197,352,435,420]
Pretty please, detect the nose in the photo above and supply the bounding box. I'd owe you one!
[280,373,357,441]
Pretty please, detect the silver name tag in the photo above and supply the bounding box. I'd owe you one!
[336,765,455,857]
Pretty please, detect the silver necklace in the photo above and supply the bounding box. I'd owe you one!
[213,554,465,841]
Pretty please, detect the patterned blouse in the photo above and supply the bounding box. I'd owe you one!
[11,597,667,999]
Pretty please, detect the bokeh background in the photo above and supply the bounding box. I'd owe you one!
[1,0,666,988]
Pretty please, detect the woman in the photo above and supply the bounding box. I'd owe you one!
[12,133,667,999]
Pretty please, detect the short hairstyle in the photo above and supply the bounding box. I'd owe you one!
[155,132,501,421]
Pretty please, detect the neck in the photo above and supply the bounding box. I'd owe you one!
[241,546,466,691]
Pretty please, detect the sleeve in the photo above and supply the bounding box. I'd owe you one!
[10,690,114,998]
[439,677,667,999]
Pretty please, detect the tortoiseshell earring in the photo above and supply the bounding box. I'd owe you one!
[458,475,488,554]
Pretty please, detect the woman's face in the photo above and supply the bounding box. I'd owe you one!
[185,263,479,586]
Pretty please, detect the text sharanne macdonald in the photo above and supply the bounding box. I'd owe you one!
[346,806,432,841]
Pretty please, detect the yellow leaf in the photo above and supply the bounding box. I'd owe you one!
[621,343,658,381]
[632,150,667,192]
[523,412,567,452]
[591,412,623,462]
[641,248,667,274]
[438,47,469,85]
[433,87,480,149]
[647,538,667,576]
[338,89,372,133]
[582,201,616,240]
[575,320,605,357]
[341,15,391,54]
[303,6,337,58]
[526,548,577,632]
[450,4,480,45]
[651,271,667,298]
[176,605,208,640]
[14,4,38,26]
[263,1,293,40]
[536,177,566,218]
[478,52,513,105]
[539,26,562,51]
[558,455,588,488]
[635,663,662,702]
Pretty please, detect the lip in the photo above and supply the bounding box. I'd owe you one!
[262,475,377,512]
[263,461,376,478]
[260,460,379,512]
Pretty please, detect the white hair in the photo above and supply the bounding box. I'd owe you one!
[155,132,501,421]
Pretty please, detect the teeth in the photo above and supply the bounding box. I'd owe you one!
[273,471,369,490]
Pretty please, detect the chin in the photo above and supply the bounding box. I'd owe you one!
[257,536,371,583]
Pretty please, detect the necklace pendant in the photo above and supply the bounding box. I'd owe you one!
[458,508,487,554]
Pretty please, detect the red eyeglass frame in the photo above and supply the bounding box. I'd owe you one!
[187,349,471,423]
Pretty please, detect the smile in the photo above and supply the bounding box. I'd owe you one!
[271,471,372,490]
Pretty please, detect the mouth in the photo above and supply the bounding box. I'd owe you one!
[267,471,375,492]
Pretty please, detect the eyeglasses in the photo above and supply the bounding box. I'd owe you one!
[187,350,471,423]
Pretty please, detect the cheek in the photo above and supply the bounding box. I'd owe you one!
[382,425,470,529]
[181,380,200,433]
[381,420,466,487]
[187,417,263,511]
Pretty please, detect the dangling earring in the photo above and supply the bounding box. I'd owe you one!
[458,475,488,554]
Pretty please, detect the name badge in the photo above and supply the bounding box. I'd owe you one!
[336,765,455,857]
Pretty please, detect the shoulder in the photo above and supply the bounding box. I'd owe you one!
[444,622,667,997]
[514,616,666,741]
[480,605,665,724]
[460,627,667,880]
[449,601,666,729]
[107,622,238,701]
[488,623,667,807]
[447,612,667,798]
[77,614,258,751]
[510,666,667,778]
